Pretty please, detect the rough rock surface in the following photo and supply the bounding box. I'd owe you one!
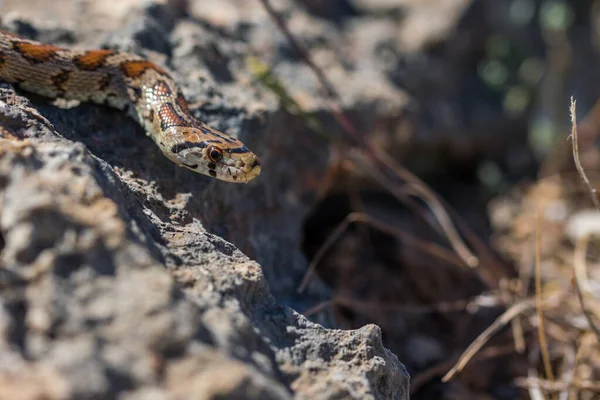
[0,0,410,399]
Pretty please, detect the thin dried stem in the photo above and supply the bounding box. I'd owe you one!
[411,344,515,394]
[570,97,600,211]
[442,299,535,382]
[348,150,479,268]
[302,299,334,318]
[256,0,340,100]
[442,293,565,382]
[536,208,555,396]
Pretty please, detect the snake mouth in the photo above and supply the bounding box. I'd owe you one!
[226,153,261,183]
[242,157,262,183]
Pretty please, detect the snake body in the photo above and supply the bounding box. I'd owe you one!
[0,30,261,183]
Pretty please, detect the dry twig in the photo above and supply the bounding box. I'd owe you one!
[442,293,565,382]
[570,97,600,211]
[535,208,555,396]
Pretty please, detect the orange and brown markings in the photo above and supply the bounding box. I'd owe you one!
[13,41,61,64]
[119,60,167,79]
[158,102,192,131]
[176,93,191,114]
[152,80,172,97]
[73,50,116,71]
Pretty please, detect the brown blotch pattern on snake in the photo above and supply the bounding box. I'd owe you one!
[159,102,192,130]
[73,50,116,71]
[119,60,167,79]
[13,41,60,64]
[152,80,172,97]
[176,93,191,114]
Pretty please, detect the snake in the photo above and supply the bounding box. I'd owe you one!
[0,29,261,183]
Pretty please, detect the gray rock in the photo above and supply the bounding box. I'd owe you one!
[0,1,409,399]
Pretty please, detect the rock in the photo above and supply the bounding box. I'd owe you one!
[0,1,409,399]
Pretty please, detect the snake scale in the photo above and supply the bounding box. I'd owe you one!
[0,29,261,183]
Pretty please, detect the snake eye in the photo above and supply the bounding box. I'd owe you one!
[208,146,223,163]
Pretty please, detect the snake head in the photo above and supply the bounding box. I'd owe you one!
[170,135,261,183]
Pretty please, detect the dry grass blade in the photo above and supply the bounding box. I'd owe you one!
[570,97,600,211]
[441,298,535,382]
[442,293,564,382]
[302,299,334,318]
[536,207,555,397]
[256,0,339,100]
[404,183,479,268]
[348,150,480,269]
[411,344,516,394]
